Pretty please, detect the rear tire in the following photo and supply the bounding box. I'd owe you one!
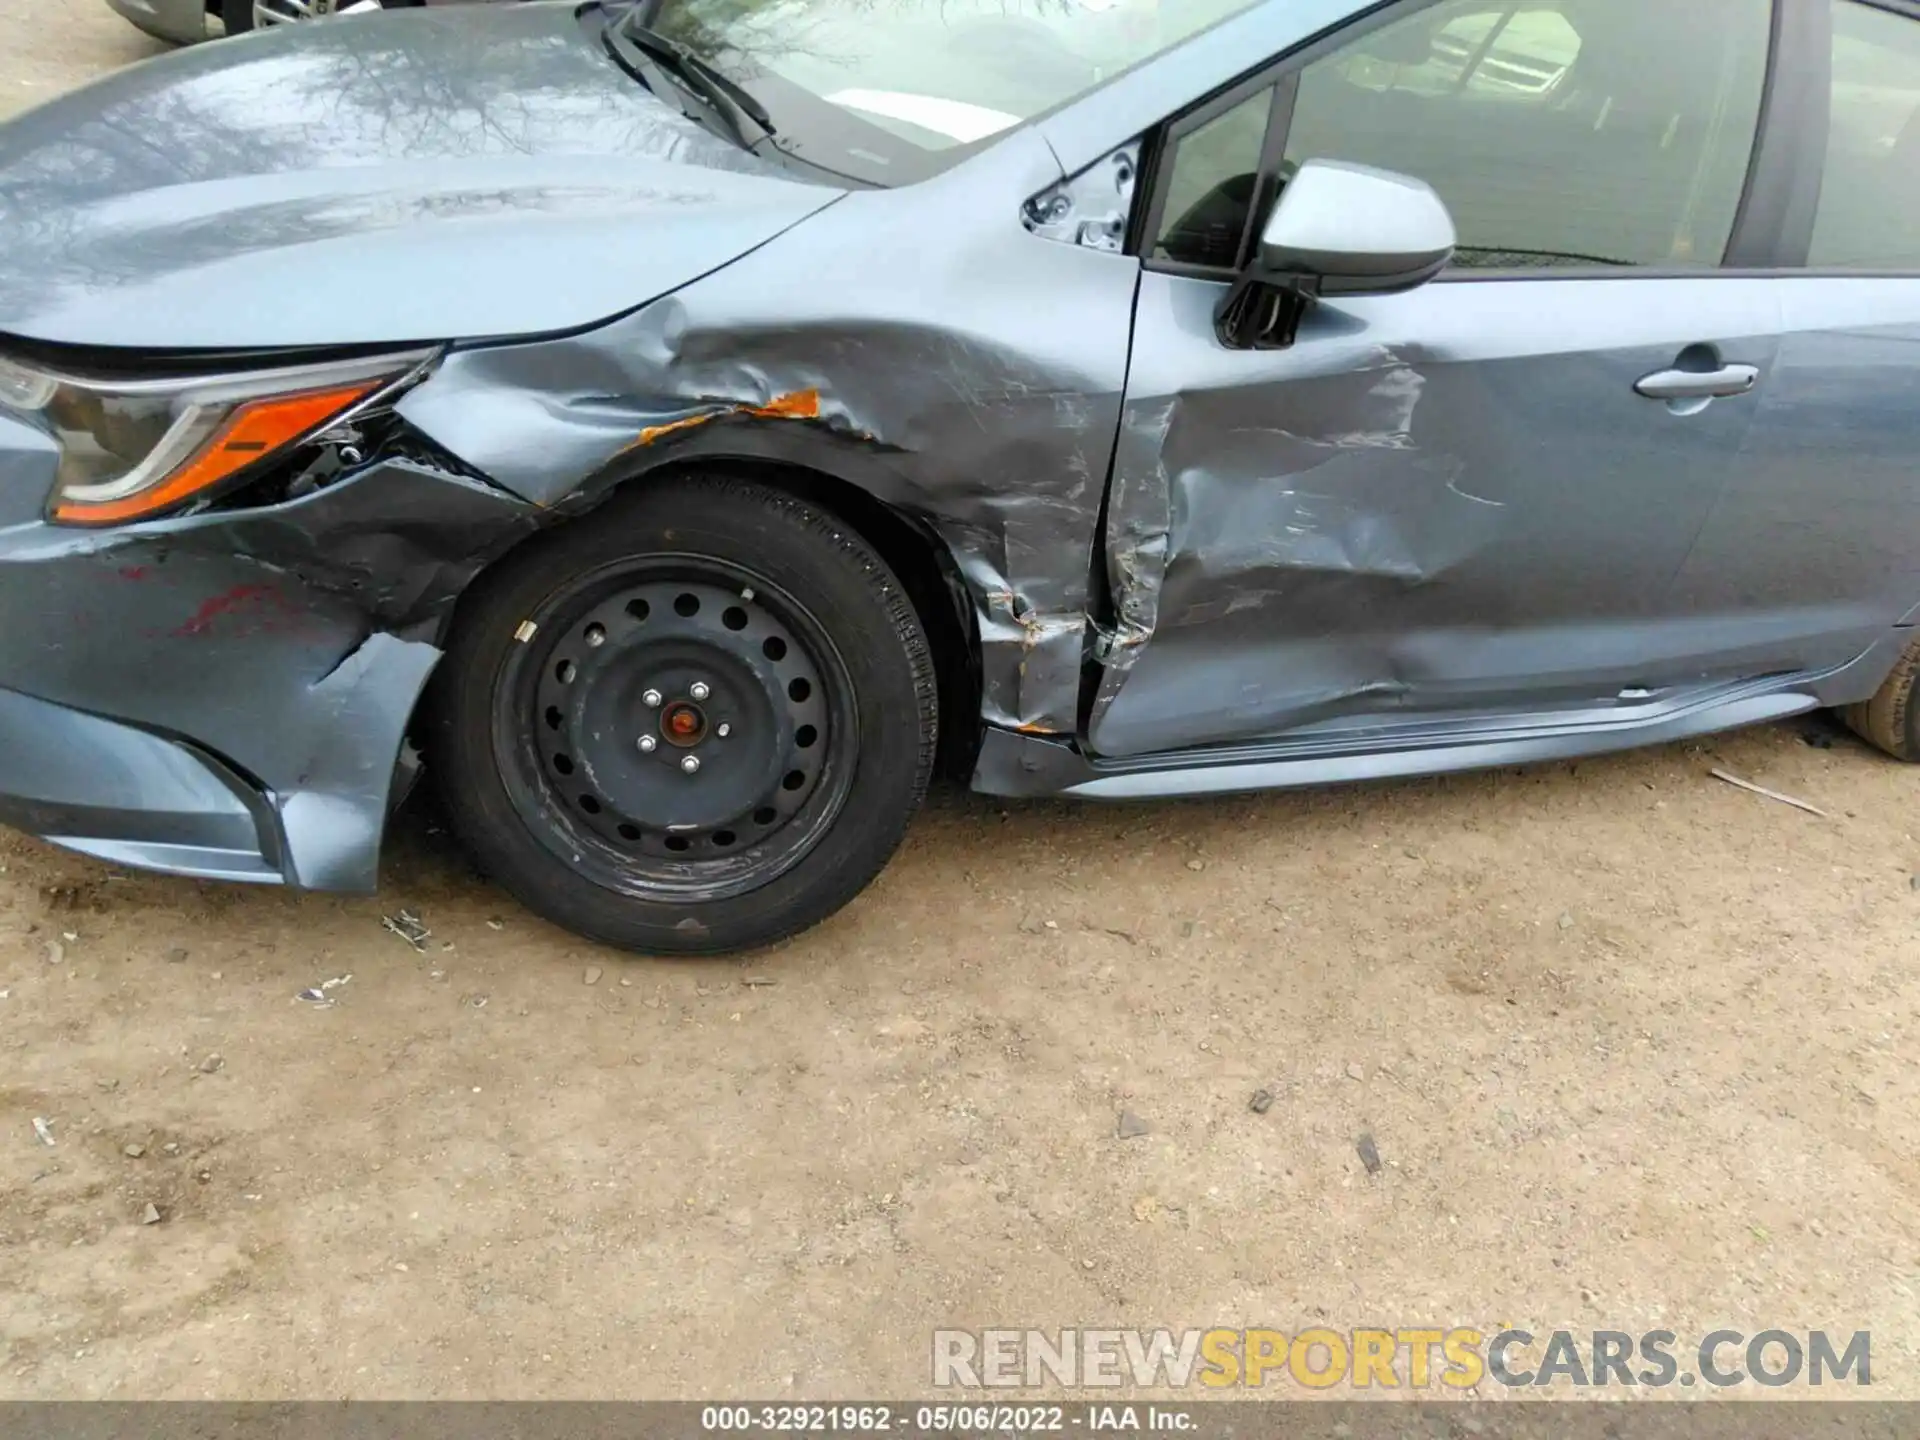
[1842,638,1920,760]
[428,474,939,956]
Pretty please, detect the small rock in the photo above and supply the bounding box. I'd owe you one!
[1345,1062,1366,1082]
[1116,1110,1151,1140]
[163,1142,180,1155]
[1801,729,1835,750]
[140,1203,162,1226]
[165,947,189,964]
[43,941,63,965]
[1910,874,1920,892]
[122,1143,145,1159]
[199,1054,224,1074]
[1131,1195,1160,1223]
[741,975,777,988]
[583,966,603,986]
[1081,1259,1095,1271]
[1186,859,1205,872]
[485,919,505,931]
[1356,1132,1383,1175]
[209,971,222,980]
[1249,1088,1275,1115]
[1557,912,1575,931]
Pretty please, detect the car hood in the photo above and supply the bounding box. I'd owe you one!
[0,3,843,352]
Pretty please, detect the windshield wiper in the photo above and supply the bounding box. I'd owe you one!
[606,12,776,146]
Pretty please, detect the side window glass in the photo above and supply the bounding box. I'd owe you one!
[1152,86,1276,269]
[1339,9,1582,97]
[1810,0,1920,269]
[1283,0,1771,270]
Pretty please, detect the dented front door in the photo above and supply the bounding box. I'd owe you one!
[1086,274,1785,759]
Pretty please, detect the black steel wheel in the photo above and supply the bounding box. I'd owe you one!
[509,565,850,897]
[429,474,939,956]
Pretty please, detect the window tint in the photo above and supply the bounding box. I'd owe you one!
[1341,8,1583,98]
[1281,0,1771,270]
[1810,1,1920,269]
[1153,87,1276,268]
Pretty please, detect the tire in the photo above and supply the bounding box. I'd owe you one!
[428,473,939,956]
[1842,637,1920,761]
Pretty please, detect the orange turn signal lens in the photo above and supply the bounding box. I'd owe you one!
[51,380,379,526]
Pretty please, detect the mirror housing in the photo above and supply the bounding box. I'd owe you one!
[1255,159,1457,297]
[1216,160,1456,350]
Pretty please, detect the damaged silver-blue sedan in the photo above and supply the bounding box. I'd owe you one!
[0,0,1917,954]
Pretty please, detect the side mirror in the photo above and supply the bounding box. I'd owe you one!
[1254,159,1457,298]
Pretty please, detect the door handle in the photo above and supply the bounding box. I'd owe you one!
[1634,364,1759,401]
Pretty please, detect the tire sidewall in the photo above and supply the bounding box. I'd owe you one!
[1900,661,1920,760]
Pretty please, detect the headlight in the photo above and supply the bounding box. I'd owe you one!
[0,349,438,526]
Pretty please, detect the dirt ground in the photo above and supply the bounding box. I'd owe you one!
[3,1,1920,1404]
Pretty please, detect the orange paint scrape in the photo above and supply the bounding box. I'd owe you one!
[628,389,822,450]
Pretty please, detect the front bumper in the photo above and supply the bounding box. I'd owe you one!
[0,408,538,891]
[0,685,283,882]
[0,632,441,891]
[104,0,211,45]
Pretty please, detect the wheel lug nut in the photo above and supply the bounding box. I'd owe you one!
[643,689,663,708]
[690,682,711,701]
[717,723,731,739]
[637,735,658,754]
[681,755,701,774]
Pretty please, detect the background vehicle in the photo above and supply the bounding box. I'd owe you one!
[104,0,495,46]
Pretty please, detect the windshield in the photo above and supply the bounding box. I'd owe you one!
[640,0,1265,183]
